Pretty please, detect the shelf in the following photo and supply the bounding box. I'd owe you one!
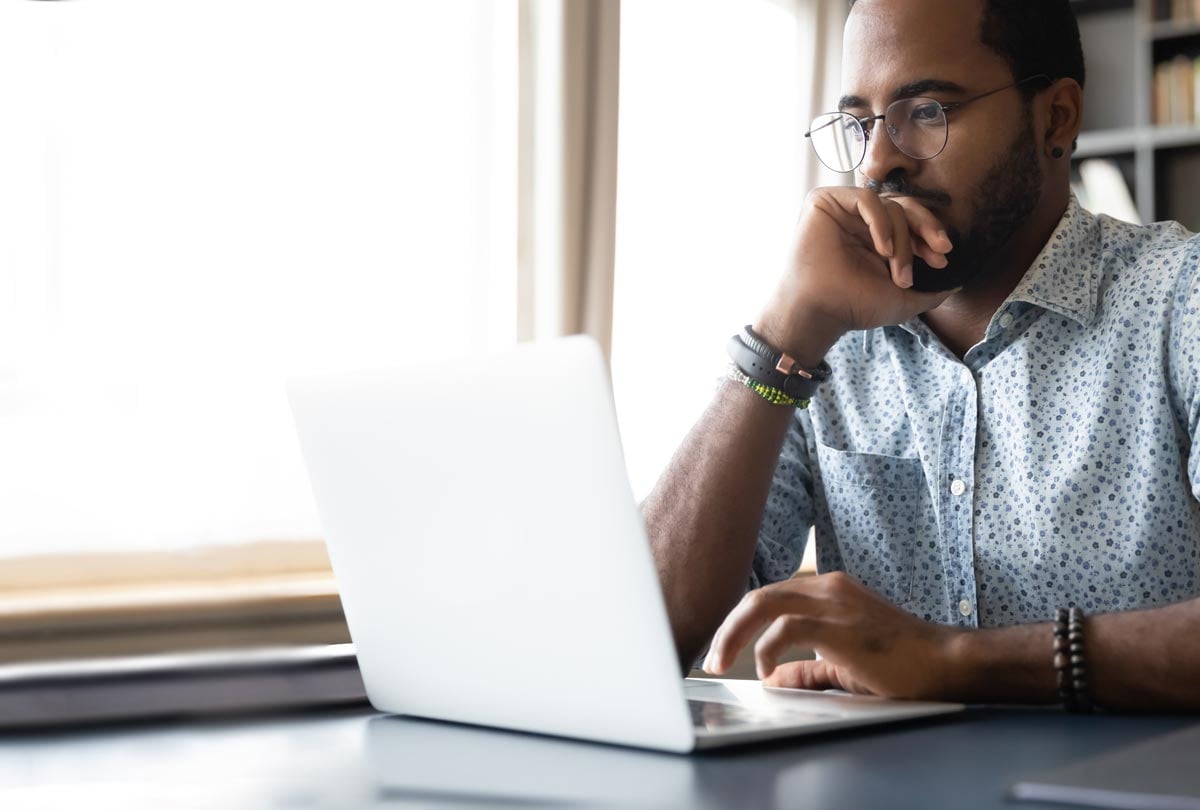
[1076,127,1141,157]
[1149,19,1200,41]
[1075,125,1200,157]
[1071,0,1200,227]
[1070,0,1135,14]
[1151,124,1200,148]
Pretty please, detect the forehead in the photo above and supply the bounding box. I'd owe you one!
[842,0,1012,102]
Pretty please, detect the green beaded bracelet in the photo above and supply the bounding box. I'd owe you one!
[726,365,811,409]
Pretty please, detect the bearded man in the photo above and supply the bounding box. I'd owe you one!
[645,0,1200,711]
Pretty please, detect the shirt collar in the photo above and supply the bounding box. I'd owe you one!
[872,192,1104,352]
[1006,192,1103,328]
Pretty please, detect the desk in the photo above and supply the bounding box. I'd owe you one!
[0,705,1194,808]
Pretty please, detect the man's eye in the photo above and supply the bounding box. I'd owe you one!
[910,104,942,122]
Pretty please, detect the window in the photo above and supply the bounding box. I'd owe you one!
[0,1,517,561]
[613,0,812,500]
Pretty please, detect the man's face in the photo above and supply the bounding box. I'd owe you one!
[841,0,1044,292]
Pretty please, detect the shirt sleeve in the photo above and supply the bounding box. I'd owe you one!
[1168,235,1200,502]
[747,409,817,591]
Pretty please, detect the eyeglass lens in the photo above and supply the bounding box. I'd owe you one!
[808,97,950,173]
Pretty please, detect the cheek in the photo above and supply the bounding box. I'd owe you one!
[919,157,989,229]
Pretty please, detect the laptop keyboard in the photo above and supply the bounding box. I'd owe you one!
[687,698,832,731]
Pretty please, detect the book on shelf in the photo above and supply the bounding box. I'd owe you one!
[1153,0,1200,22]
[1153,54,1200,127]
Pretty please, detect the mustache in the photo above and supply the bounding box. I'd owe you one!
[863,175,951,208]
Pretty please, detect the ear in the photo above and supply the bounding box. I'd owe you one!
[1042,78,1084,157]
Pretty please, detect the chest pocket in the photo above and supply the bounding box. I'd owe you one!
[815,445,931,607]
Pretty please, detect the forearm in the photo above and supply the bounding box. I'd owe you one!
[642,380,795,670]
[946,596,1200,711]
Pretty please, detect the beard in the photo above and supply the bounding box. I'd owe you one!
[867,120,1044,293]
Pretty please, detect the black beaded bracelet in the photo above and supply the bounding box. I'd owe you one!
[1054,606,1096,713]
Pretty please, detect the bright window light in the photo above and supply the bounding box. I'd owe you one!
[612,0,808,501]
[0,0,516,555]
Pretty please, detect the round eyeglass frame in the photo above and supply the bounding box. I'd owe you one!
[804,74,1052,173]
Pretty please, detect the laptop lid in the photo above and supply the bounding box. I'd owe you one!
[287,336,694,752]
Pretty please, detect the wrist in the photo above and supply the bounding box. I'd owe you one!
[753,304,845,369]
[940,623,1060,704]
[938,627,977,702]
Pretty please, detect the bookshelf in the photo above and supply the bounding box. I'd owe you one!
[1071,0,1200,230]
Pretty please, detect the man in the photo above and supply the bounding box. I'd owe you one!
[645,0,1200,711]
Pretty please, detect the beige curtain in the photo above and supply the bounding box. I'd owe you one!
[518,0,621,362]
[797,0,850,190]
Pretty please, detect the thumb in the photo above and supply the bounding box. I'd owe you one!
[762,659,844,691]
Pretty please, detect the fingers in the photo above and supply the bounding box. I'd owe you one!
[703,585,822,675]
[838,192,894,261]
[835,190,951,290]
[891,198,953,271]
[882,201,913,289]
[803,188,892,259]
[754,614,826,680]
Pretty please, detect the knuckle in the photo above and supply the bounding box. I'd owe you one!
[744,588,768,610]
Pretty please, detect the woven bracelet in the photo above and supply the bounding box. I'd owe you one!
[725,365,810,409]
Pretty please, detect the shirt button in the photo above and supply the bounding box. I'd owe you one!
[950,479,967,497]
[959,599,973,617]
[998,313,1014,329]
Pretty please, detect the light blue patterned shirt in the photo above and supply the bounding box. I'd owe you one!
[753,195,1200,628]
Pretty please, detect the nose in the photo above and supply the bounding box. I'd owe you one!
[857,118,920,188]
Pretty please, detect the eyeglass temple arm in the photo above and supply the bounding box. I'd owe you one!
[804,112,884,139]
[940,73,1053,113]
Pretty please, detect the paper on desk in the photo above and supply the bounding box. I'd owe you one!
[1009,723,1200,809]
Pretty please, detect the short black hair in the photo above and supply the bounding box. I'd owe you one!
[848,0,1086,95]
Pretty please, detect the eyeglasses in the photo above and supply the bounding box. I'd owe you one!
[805,74,1051,173]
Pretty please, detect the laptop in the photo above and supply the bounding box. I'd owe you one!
[286,335,963,753]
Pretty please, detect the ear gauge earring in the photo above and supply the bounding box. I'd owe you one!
[1051,146,1065,159]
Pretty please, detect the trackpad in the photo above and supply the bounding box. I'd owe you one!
[682,681,744,703]
[684,678,854,717]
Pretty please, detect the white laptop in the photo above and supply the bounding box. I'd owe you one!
[286,335,963,753]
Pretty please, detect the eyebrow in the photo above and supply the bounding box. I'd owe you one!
[837,79,969,112]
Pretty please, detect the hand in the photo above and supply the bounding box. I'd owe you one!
[701,571,965,701]
[756,188,958,365]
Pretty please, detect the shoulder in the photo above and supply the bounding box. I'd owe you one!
[1172,231,1200,302]
[1083,215,1198,341]
[1153,227,1200,406]
[1097,214,1196,292]
[1166,230,1200,348]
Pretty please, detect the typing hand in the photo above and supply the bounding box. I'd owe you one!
[701,571,964,700]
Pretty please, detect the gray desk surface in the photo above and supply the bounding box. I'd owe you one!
[0,704,1196,809]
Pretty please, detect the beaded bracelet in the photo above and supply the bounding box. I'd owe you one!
[1054,606,1096,713]
[725,365,811,409]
